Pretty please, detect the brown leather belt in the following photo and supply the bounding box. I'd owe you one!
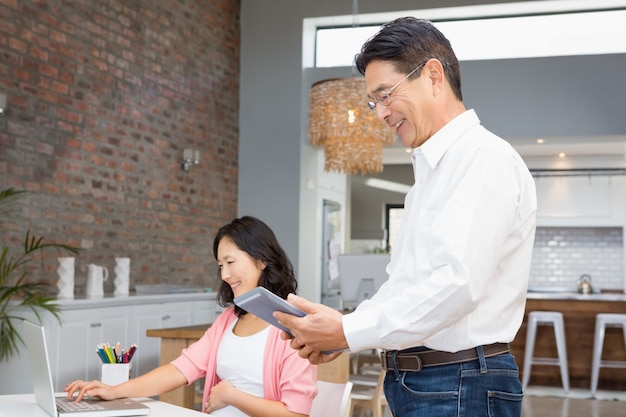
[380,343,510,372]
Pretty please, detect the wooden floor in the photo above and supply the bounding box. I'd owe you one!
[522,396,625,417]
[522,386,626,417]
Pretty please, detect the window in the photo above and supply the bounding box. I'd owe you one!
[305,0,626,254]
[313,5,626,67]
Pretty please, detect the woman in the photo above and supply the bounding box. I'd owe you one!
[65,216,318,417]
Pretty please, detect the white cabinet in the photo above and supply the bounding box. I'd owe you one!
[50,307,130,389]
[0,292,217,395]
[129,299,218,377]
[192,298,219,323]
[535,175,626,227]
[131,302,191,378]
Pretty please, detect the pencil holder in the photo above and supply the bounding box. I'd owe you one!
[101,363,131,386]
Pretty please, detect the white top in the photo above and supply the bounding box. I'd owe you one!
[343,109,537,352]
[212,318,269,417]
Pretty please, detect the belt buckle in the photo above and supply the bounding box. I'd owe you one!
[381,351,423,372]
[408,354,422,372]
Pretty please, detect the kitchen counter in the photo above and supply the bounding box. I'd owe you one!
[512,292,626,390]
[53,290,217,310]
[146,324,211,409]
[527,291,626,302]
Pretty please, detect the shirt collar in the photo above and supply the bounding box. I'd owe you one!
[411,109,481,169]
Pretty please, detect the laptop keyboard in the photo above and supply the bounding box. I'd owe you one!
[57,398,105,412]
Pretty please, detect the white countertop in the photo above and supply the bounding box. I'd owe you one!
[527,291,626,302]
[0,394,209,416]
[54,290,217,310]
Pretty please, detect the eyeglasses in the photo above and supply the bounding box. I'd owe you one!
[367,61,427,112]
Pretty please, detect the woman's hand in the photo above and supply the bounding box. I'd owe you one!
[65,379,117,402]
[204,380,236,413]
[65,364,188,404]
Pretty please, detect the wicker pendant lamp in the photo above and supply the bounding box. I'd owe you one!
[308,77,397,175]
[308,0,396,175]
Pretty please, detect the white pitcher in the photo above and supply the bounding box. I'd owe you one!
[86,264,108,298]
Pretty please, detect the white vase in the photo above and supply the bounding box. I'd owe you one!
[57,257,75,299]
[113,257,130,297]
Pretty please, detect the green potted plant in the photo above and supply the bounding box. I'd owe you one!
[0,188,81,361]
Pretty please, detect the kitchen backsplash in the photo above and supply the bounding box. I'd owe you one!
[351,227,625,291]
[530,226,624,290]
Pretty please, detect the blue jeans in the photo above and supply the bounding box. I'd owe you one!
[383,347,523,417]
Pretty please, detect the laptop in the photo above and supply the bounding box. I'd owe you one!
[19,319,150,417]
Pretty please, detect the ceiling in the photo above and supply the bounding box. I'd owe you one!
[382,134,626,165]
[348,135,626,213]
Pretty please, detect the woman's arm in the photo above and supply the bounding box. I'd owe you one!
[206,380,307,417]
[65,363,188,402]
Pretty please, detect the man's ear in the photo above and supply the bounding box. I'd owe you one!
[424,59,445,94]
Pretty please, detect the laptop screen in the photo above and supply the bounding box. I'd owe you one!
[22,320,58,417]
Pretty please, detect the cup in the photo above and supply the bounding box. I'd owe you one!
[86,264,108,298]
[56,257,75,299]
[113,257,130,297]
[101,363,131,386]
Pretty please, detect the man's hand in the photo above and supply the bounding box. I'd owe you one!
[274,294,349,363]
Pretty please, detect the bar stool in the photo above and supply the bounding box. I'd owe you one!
[590,313,626,397]
[522,311,569,393]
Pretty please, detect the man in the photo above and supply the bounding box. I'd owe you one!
[276,17,536,417]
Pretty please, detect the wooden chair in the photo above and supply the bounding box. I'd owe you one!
[351,349,380,375]
[348,348,382,390]
[349,370,389,417]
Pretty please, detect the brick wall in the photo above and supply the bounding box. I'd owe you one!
[0,0,240,293]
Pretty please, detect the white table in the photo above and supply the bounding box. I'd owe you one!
[0,394,212,417]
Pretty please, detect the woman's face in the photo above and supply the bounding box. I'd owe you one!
[217,236,265,298]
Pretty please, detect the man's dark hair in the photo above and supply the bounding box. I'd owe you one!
[355,17,462,101]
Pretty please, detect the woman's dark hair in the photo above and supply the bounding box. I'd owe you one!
[355,17,462,101]
[213,216,297,315]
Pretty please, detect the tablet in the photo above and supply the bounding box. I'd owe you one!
[233,287,305,336]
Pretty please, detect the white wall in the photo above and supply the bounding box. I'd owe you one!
[239,0,626,301]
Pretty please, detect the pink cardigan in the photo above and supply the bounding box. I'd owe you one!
[171,306,318,415]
